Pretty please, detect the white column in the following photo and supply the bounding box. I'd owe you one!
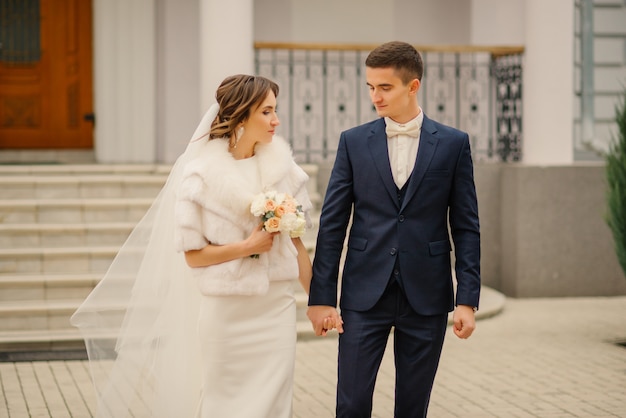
[199,0,254,111]
[522,0,575,164]
[156,0,201,163]
[93,0,157,163]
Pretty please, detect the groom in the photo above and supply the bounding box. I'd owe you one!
[308,41,481,417]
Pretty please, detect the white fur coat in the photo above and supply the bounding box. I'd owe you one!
[174,136,311,296]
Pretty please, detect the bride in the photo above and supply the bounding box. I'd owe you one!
[71,74,329,417]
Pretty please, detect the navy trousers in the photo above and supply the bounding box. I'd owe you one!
[336,281,448,418]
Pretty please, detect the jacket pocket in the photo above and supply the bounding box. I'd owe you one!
[348,236,367,251]
[429,239,451,255]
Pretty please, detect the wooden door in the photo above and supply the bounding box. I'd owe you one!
[0,0,93,149]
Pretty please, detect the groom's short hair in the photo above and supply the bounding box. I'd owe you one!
[365,41,423,84]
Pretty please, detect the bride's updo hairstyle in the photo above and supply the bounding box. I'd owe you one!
[209,74,279,140]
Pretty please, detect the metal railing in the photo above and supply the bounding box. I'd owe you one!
[255,42,523,164]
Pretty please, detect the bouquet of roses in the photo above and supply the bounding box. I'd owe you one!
[249,190,307,259]
[250,190,307,238]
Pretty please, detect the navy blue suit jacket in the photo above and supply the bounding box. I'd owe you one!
[309,115,481,315]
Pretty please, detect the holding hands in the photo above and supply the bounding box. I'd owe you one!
[307,305,344,336]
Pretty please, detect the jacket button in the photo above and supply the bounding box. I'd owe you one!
[399,215,405,222]
[390,248,397,255]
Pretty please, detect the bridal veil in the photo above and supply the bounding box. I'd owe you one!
[71,104,220,417]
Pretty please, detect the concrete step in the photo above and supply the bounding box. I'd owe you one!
[0,299,84,332]
[0,329,87,352]
[0,163,322,350]
[0,163,321,208]
[0,219,319,250]
[0,163,169,176]
[0,198,154,224]
[0,222,135,249]
[0,239,317,277]
[0,273,102,302]
[0,174,167,199]
[0,329,113,352]
[0,246,118,275]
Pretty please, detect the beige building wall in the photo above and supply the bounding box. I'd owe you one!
[495,164,626,297]
[254,0,471,45]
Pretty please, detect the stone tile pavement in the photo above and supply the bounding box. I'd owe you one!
[294,296,626,418]
[1,294,625,417]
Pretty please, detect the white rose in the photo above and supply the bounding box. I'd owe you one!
[279,212,298,231]
[250,194,267,216]
[289,215,307,238]
[274,192,286,206]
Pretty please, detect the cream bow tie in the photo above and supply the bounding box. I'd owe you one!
[385,121,420,138]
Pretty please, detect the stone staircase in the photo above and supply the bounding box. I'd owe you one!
[0,164,320,352]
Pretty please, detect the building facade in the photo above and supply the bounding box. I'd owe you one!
[2,0,626,296]
[3,0,625,164]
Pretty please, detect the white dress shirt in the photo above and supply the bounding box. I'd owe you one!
[385,108,424,189]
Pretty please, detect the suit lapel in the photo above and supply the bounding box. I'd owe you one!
[367,119,399,208]
[401,116,439,212]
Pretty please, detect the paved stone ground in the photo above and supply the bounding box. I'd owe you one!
[293,296,626,418]
[1,296,625,417]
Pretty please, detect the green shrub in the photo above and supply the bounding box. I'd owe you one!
[606,90,626,278]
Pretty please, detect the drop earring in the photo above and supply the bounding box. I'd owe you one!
[232,126,244,148]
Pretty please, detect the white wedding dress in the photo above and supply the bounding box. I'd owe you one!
[189,151,297,418]
[71,104,297,417]
[197,280,296,417]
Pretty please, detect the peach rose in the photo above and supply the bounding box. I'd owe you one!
[263,199,277,212]
[282,199,297,213]
[274,205,287,218]
[264,217,281,232]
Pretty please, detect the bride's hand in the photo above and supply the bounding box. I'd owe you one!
[322,316,342,334]
[245,224,277,256]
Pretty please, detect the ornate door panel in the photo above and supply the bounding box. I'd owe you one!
[0,0,93,149]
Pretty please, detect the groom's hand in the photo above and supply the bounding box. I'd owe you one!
[452,304,476,339]
[307,305,344,336]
